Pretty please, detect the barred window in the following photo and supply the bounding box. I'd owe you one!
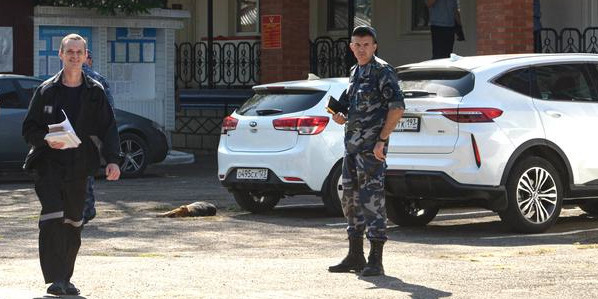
[412,0,430,31]
[237,0,259,33]
[327,0,372,31]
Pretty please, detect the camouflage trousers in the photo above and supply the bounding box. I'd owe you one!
[341,152,387,241]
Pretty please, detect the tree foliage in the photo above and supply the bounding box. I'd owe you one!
[34,0,166,16]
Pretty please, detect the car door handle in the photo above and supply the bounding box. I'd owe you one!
[544,110,562,118]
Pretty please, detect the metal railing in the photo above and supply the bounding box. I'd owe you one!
[309,36,353,78]
[175,40,261,89]
[537,27,598,53]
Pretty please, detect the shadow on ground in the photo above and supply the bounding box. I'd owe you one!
[359,274,452,298]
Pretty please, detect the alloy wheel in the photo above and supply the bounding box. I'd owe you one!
[516,167,558,224]
[120,138,146,173]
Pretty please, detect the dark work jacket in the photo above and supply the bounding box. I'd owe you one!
[22,69,120,178]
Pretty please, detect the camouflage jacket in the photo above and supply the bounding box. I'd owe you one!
[339,56,405,154]
[83,64,114,107]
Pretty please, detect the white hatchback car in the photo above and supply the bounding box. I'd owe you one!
[387,53,598,233]
[217,78,348,215]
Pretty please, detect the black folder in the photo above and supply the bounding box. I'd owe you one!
[326,91,348,115]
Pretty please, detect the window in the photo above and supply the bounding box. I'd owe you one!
[534,64,597,102]
[238,90,327,116]
[327,0,371,31]
[494,68,532,96]
[398,68,474,97]
[0,79,20,109]
[237,0,259,33]
[412,0,430,31]
[17,79,42,108]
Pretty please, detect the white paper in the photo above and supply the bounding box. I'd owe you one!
[38,40,46,51]
[52,36,62,51]
[115,42,126,62]
[48,56,61,74]
[128,42,140,62]
[39,57,47,76]
[0,27,13,72]
[143,43,154,62]
[44,110,81,149]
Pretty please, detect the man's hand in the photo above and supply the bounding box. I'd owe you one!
[105,163,121,181]
[47,140,66,149]
[373,141,386,161]
[332,112,347,125]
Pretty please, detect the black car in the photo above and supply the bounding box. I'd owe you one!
[0,74,168,177]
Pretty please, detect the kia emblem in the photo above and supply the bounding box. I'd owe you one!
[249,121,257,127]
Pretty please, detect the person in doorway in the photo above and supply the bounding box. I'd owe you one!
[22,33,121,296]
[82,49,115,224]
[328,26,405,276]
[426,0,463,59]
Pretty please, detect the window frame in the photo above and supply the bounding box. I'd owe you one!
[0,78,23,109]
[327,0,348,31]
[411,0,430,32]
[236,0,260,35]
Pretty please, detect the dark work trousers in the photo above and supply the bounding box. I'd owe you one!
[431,25,456,59]
[34,159,86,284]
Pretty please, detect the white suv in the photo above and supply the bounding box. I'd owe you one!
[387,53,598,233]
[218,78,348,215]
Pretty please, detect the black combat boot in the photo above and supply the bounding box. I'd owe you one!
[328,237,366,273]
[361,240,385,276]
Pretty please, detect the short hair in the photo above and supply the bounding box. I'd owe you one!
[352,26,377,43]
[59,34,88,53]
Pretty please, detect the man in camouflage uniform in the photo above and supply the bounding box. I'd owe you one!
[328,26,405,276]
[82,50,115,224]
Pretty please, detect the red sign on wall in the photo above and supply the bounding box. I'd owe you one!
[261,15,282,49]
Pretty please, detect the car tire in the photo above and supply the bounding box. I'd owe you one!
[232,191,281,213]
[499,156,563,233]
[119,133,149,178]
[578,199,598,215]
[385,196,439,227]
[322,164,344,217]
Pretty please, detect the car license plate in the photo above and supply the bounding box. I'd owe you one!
[396,117,420,132]
[236,168,268,180]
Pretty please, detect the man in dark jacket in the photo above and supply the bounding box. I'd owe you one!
[22,33,121,296]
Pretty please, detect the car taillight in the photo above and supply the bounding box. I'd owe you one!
[272,116,329,135]
[221,116,238,134]
[427,108,503,123]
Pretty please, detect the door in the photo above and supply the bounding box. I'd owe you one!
[531,63,598,185]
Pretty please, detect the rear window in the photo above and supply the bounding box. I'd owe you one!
[397,69,474,97]
[237,90,326,116]
[493,68,532,96]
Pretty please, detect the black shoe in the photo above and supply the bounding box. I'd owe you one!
[83,210,96,225]
[328,237,366,273]
[47,281,66,295]
[66,281,80,295]
[361,240,385,276]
